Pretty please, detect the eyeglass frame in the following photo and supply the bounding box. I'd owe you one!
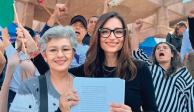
[45,47,75,56]
[98,28,126,38]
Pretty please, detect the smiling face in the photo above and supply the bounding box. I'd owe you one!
[43,38,74,72]
[154,43,173,64]
[100,17,124,55]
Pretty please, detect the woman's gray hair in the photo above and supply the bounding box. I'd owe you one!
[39,25,77,52]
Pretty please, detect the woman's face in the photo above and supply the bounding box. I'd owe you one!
[177,26,186,36]
[99,17,124,55]
[155,43,173,64]
[43,38,74,72]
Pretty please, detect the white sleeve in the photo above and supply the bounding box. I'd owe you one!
[132,49,152,66]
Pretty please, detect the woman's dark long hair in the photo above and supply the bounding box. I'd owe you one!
[152,42,183,77]
[84,12,137,80]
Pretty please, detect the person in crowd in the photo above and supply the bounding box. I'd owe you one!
[188,9,194,49]
[180,28,194,78]
[9,25,78,112]
[28,12,158,112]
[0,26,38,112]
[180,28,193,63]
[166,21,187,52]
[87,16,98,36]
[181,9,194,78]
[69,15,89,68]
[131,19,194,112]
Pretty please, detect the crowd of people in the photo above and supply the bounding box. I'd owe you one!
[0,0,194,112]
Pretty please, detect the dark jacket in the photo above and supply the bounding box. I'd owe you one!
[188,17,194,49]
[166,33,182,52]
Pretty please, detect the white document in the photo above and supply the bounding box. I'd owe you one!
[71,77,125,112]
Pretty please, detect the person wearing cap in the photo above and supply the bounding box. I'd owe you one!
[166,21,187,52]
[69,15,89,68]
[70,15,90,45]
[40,4,90,45]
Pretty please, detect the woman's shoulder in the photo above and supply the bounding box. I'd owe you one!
[133,59,149,69]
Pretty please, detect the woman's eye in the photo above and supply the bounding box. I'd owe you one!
[50,49,57,52]
[101,30,109,34]
[63,48,70,51]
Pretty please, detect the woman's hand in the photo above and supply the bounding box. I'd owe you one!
[59,90,79,112]
[16,27,39,57]
[110,103,132,112]
[103,0,112,14]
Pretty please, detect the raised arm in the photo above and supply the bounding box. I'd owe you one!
[102,0,111,14]
[0,51,6,74]
[40,3,67,37]
[0,53,20,112]
[16,26,49,74]
[130,19,152,65]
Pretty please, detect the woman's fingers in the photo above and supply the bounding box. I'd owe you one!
[110,103,132,112]
[59,90,79,111]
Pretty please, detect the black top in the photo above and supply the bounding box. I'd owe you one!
[82,33,90,46]
[32,54,158,112]
[166,33,182,52]
[188,17,194,49]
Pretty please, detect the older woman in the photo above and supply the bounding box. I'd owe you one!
[9,25,78,112]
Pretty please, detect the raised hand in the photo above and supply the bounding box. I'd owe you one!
[188,9,194,18]
[103,0,112,14]
[133,19,143,32]
[53,4,67,19]
[16,26,39,58]
[130,19,144,51]
[47,3,68,26]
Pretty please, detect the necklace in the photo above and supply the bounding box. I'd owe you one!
[102,64,117,73]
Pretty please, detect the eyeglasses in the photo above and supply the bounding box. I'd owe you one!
[46,48,73,55]
[99,28,126,38]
